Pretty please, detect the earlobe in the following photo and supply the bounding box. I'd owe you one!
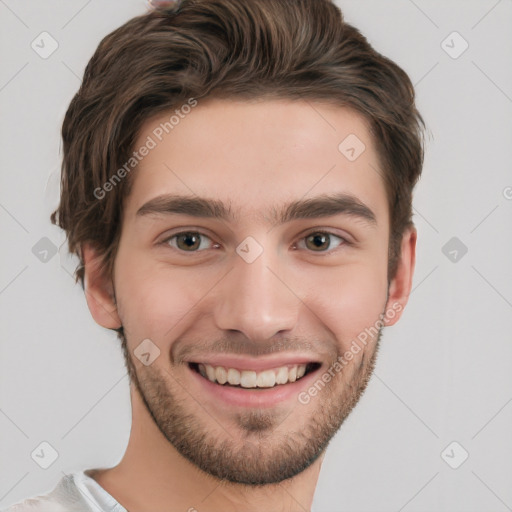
[82,243,122,330]
[384,226,417,326]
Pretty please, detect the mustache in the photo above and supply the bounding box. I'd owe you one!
[172,335,338,364]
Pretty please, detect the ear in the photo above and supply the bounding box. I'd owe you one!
[82,242,122,329]
[384,226,417,326]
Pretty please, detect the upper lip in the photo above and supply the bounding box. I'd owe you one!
[186,354,320,372]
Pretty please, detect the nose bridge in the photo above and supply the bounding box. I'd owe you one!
[213,240,299,340]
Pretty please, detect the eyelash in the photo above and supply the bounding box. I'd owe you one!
[160,229,351,255]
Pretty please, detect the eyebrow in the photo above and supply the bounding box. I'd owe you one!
[136,192,377,227]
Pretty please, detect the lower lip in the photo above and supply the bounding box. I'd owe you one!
[187,364,322,408]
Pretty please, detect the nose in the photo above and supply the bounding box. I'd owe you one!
[213,243,300,342]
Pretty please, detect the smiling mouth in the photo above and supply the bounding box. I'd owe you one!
[188,362,321,389]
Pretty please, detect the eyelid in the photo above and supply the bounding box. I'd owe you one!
[296,227,354,245]
[158,226,217,244]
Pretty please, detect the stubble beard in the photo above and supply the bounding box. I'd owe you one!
[121,327,383,486]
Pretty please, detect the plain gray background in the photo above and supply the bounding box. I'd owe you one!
[1,1,511,511]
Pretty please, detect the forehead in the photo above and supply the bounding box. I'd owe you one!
[125,98,388,226]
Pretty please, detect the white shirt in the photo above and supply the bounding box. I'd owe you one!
[2,471,126,512]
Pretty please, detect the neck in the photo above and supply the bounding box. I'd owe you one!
[89,384,323,512]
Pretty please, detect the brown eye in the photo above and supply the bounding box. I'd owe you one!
[165,232,214,252]
[298,232,346,253]
[176,233,201,251]
[305,233,330,251]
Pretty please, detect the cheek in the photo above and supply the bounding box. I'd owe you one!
[113,250,208,343]
[304,260,388,349]
[125,278,200,338]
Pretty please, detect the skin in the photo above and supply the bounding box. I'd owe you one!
[82,98,416,512]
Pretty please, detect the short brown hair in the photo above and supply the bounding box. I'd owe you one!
[52,0,425,289]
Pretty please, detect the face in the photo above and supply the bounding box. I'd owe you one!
[85,98,414,485]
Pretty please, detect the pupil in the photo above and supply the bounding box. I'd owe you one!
[308,233,329,251]
[179,233,200,250]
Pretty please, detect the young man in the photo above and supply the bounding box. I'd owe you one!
[5,0,424,510]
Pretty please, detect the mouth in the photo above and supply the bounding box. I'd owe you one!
[188,362,322,389]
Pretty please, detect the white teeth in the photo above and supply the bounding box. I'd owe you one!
[240,370,257,388]
[256,369,276,388]
[215,366,227,384]
[205,364,216,382]
[198,363,310,388]
[276,366,289,385]
[227,368,241,385]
